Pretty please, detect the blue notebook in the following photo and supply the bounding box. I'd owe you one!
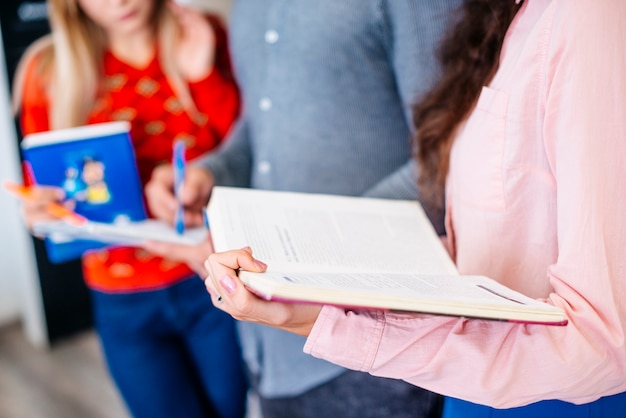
[21,121,147,263]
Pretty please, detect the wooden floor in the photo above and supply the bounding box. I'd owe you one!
[0,321,129,418]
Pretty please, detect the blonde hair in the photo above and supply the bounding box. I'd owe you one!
[12,0,197,130]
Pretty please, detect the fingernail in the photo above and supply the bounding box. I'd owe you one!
[220,276,236,294]
[254,260,267,270]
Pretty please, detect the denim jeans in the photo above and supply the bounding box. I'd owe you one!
[443,391,626,418]
[90,276,248,418]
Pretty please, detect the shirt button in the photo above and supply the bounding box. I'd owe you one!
[258,161,271,174]
[259,97,272,111]
[265,29,279,44]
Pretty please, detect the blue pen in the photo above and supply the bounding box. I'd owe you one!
[173,140,186,235]
[202,210,210,230]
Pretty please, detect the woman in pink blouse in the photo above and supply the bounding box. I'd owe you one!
[203,0,626,416]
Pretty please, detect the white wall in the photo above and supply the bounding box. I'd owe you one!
[0,29,47,346]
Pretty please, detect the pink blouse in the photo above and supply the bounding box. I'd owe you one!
[304,0,626,408]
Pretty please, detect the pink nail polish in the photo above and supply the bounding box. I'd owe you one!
[254,260,267,270]
[220,276,236,294]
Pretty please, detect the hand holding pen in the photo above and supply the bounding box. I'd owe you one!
[145,153,215,228]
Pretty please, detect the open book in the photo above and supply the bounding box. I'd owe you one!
[207,187,567,325]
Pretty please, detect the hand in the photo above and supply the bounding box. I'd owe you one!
[168,1,216,82]
[145,164,214,228]
[204,247,322,337]
[19,185,72,230]
[143,231,215,277]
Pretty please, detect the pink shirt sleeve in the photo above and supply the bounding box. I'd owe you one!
[304,0,626,408]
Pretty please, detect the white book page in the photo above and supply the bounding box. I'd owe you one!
[208,187,458,276]
[34,219,207,246]
[243,271,550,309]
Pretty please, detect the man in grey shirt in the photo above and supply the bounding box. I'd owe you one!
[146,1,462,416]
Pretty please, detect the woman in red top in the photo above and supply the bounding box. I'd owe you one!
[13,0,247,417]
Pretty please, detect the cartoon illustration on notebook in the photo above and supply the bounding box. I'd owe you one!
[81,156,111,204]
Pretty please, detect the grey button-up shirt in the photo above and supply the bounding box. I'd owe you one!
[197,0,462,398]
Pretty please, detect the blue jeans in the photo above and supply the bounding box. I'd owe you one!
[443,391,626,418]
[90,277,248,418]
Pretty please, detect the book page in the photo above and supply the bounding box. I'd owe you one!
[208,187,457,275]
[243,271,542,307]
[239,271,566,324]
[34,219,207,246]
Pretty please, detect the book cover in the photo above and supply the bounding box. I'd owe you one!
[21,121,147,263]
[207,187,567,325]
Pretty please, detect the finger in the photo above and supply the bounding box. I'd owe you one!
[183,208,205,228]
[181,166,213,208]
[26,185,66,203]
[204,249,266,308]
[203,271,297,329]
[145,165,178,222]
[146,166,175,202]
[19,186,69,227]
[204,274,218,296]
[204,250,244,292]
[203,272,247,315]
[178,168,213,227]
[206,249,266,274]
[203,275,231,313]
